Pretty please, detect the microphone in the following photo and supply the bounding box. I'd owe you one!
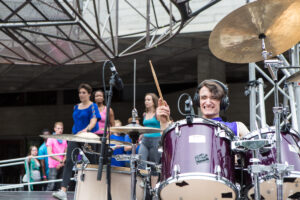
[79,149,90,164]
[109,61,124,91]
[185,95,195,124]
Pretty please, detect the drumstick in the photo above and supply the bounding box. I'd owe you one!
[149,60,163,100]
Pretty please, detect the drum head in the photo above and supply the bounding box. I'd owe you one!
[247,174,300,200]
[159,174,237,200]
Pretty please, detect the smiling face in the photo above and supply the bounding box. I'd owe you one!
[199,86,221,119]
[94,91,104,104]
[79,88,91,103]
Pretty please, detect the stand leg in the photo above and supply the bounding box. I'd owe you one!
[253,150,261,200]
[131,144,137,200]
[276,175,283,200]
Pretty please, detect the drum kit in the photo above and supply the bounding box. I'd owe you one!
[42,0,300,199]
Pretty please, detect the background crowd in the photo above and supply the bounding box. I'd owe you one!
[23,83,161,193]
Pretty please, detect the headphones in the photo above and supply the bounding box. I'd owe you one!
[193,79,229,111]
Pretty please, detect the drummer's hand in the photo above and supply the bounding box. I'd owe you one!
[157,98,170,123]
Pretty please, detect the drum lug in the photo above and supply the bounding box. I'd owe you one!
[173,164,180,180]
[215,126,226,139]
[214,165,221,180]
[175,123,181,137]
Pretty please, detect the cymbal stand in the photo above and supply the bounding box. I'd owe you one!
[232,138,273,200]
[260,36,294,200]
[129,132,140,200]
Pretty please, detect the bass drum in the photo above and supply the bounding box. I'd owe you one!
[75,165,148,200]
[243,127,300,200]
[157,118,238,200]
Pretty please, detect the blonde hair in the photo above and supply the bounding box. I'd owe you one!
[54,122,64,128]
[114,119,122,127]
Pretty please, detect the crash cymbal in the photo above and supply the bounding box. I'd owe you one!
[209,0,300,63]
[110,123,162,135]
[286,71,300,82]
[40,132,131,146]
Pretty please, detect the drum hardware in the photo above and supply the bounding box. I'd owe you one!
[215,165,221,180]
[174,123,181,136]
[215,126,228,139]
[173,165,181,180]
[232,139,274,151]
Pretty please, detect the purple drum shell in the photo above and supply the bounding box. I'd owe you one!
[243,129,300,171]
[161,120,235,184]
[241,128,300,199]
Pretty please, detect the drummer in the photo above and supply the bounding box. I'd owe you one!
[156,79,249,137]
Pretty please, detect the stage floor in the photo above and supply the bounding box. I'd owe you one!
[0,191,74,200]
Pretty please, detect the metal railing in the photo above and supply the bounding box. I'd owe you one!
[0,153,69,191]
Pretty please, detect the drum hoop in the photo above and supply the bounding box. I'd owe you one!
[157,172,238,199]
[246,171,300,197]
[76,165,149,175]
[161,118,235,142]
[243,126,300,140]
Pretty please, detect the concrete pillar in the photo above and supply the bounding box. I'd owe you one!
[197,53,226,83]
[196,53,226,115]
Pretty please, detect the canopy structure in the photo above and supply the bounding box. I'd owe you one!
[0,0,219,65]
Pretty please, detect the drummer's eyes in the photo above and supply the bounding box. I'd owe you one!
[200,96,218,100]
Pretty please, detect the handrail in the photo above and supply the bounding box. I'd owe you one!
[0,153,66,164]
[0,153,67,191]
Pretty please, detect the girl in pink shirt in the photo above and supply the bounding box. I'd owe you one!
[94,90,115,135]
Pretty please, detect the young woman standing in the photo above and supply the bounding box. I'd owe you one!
[94,90,115,135]
[53,83,101,200]
[139,93,161,169]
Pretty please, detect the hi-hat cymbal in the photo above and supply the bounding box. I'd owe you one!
[286,71,300,82]
[110,123,162,135]
[209,0,300,64]
[40,132,131,146]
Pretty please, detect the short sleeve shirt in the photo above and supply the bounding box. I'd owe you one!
[72,103,101,134]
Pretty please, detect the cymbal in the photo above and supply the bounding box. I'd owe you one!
[40,132,131,146]
[286,71,300,82]
[110,123,162,135]
[209,0,300,63]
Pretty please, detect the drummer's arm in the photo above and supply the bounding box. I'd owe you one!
[236,121,250,138]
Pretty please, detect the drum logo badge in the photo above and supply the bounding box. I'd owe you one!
[195,153,209,164]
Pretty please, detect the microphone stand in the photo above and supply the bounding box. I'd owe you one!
[97,72,117,200]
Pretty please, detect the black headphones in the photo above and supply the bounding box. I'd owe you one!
[193,79,229,111]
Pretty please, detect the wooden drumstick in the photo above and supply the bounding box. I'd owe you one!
[149,60,163,100]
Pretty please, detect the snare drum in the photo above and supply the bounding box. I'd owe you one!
[157,118,238,200]
[75,165,148,200]
[243,127,300,200]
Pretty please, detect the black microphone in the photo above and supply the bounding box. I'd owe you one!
[185,95,195,124]
[109,61,124,91]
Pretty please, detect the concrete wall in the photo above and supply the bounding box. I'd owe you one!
[0,83,251,139]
